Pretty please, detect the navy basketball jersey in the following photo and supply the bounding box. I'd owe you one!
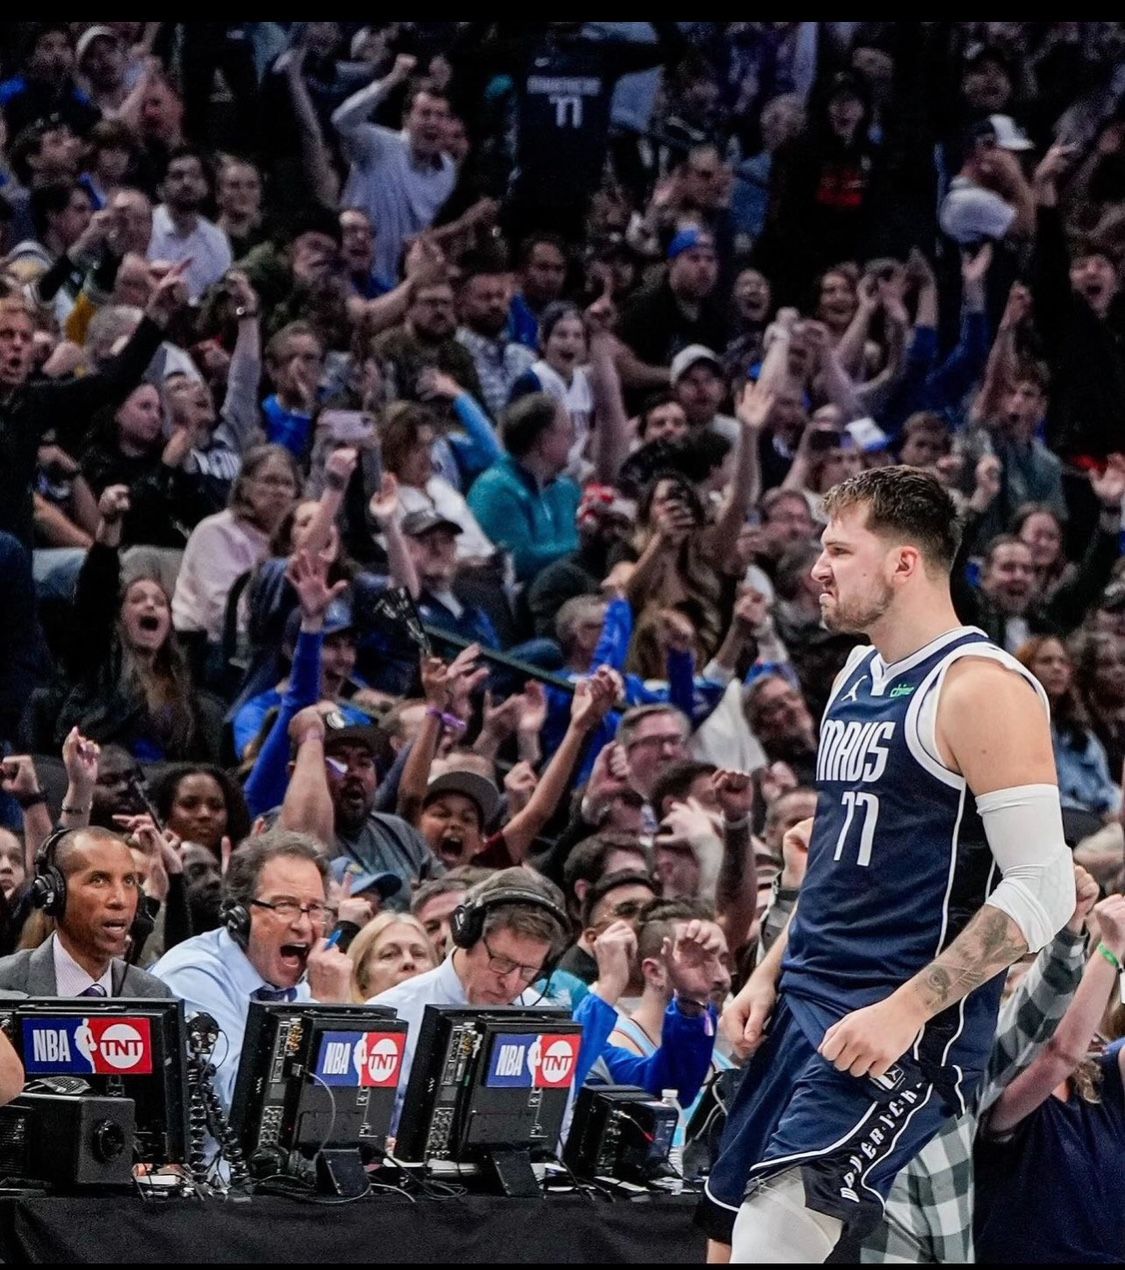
[781,625,1049,1086]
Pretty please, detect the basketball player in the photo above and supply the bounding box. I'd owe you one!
[698,467,1074,1263]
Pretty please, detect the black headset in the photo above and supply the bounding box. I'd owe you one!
[450,886,570,980]
[221,897,252,950]
[29,828,71,918]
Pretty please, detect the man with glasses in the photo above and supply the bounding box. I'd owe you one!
[370,866,636,1126]
[617,703,691,815]
[557,868,657,987]
[152,829,353,1111]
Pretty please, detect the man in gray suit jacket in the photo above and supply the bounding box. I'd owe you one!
[0,828,174,999]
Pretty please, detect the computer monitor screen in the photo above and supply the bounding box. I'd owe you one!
[12,997,189,1166]
[230,1001,406,1177]
[395,1006,582,1164]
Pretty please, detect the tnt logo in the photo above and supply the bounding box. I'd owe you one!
[315,1031,404,1087]
[485,1032,579,1089]
[23,1017,152,1075]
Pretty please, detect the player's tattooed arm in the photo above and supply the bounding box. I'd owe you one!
[909,904,1029,1016]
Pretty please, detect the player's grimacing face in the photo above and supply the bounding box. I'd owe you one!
[812,506,896,634]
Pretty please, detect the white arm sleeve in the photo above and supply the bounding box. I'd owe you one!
[976,784,1076,953]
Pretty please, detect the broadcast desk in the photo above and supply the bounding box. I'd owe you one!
[0,1192,707,1263]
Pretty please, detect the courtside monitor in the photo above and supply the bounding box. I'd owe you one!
[12,997,189,1166]
[395,1006,583,1195]
[230,1002,407,1192]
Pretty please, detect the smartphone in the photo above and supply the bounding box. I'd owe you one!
[319,410,376,444]
[807,427,840,453]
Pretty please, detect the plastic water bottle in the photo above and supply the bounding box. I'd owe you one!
[661,1088,685,1192]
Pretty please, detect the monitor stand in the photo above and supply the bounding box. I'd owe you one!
[481,1147,539,1198]
[314,1148,368,1198]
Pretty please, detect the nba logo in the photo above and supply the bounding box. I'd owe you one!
[23,1016,153,1075]
[315,1030,404,1087]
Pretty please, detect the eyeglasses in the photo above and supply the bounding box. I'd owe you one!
[481,935,543,982]
[251,897,337,925]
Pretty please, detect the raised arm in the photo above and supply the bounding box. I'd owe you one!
[303,447,357,559]
[711,769,758,954]
[586,290,631,485]
[833,276,880,380]
[820,659,1073,1079]
[214,271,263,458]
[330,54,417,165]
[44,265,187,448]
[368,474,420,600]
[1,757,52,878]
[971,283,1028,426]
[278,709,335,844]
[397,646,484,825]
[501,668,616,862]
[987,894,1125,1135]
[703,381,771,563]
[977,866,1097,1113]
[276,42,341,209]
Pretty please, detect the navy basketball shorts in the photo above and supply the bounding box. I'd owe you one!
[697,994,976,1245]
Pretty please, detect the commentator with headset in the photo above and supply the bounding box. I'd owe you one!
[371,867,630,1127]
[0,827,172,999]
[150,829,353,1109]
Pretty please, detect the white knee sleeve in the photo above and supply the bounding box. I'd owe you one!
[730,1170,843,1265]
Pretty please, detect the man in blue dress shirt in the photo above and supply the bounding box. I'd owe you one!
[152,829,353,1111]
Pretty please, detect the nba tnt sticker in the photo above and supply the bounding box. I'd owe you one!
[314,1031,405,1088]
[23,1017,153,1075]
[484,1033,580,1089]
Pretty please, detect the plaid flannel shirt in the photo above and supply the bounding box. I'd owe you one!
[757,891,1087,1263]
[859,925,1087,1263]
[455,327,535,421]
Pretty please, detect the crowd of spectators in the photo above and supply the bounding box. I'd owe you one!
[0,19,1122,1261]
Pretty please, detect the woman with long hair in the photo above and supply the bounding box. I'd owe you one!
[1013,504,1074,605]
[46,485,223,760]
[1072,630,1125,781]
[1016,636,1120,817]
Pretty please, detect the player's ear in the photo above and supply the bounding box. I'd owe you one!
[894,544,922,580]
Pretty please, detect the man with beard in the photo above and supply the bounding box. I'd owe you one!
[181,842,223,933]
[455,252,535,420]
[701,467,1073,1262]
[369,277,483,410]
[286,709,439,909]
[556,868,657,987]
[147,148,232,302]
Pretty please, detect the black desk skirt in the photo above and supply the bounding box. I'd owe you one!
[0,1193,706,1263]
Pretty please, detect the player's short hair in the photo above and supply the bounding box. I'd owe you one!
[821,465,962,573]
